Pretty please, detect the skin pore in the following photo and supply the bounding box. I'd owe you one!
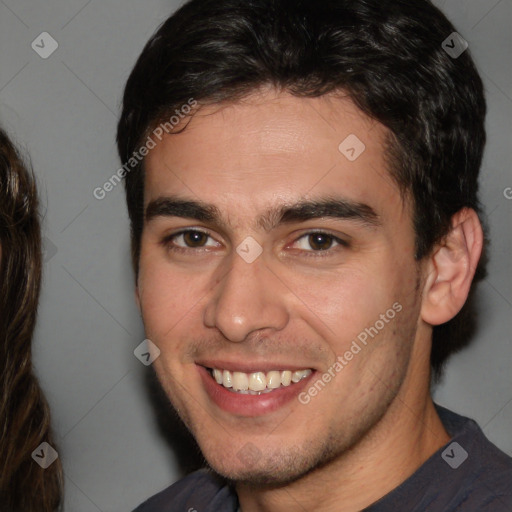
[136,88,482,511]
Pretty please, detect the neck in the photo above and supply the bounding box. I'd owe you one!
[236,345,450,512]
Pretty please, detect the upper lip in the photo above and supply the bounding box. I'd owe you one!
[196,360,314,373]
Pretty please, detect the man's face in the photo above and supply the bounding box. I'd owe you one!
[138,90,427,484]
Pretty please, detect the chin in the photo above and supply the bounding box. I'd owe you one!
[211,462,306,488]
[204,441,338,488]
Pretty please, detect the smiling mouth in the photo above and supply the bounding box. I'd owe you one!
[207,367,312,395]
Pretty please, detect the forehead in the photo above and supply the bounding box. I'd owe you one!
[143,89,406,226]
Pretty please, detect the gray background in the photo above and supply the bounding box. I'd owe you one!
[0,0,510,510]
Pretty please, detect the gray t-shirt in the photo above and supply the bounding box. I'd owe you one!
[133,405,512,511]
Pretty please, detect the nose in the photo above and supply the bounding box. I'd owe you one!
[203,248,289,342]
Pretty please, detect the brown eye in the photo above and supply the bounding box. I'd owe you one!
[291,231,348,255]
[163,229,219,252]
[307,233,335,251]
[182,230,208,247]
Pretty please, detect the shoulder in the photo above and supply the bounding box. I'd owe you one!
[461,427,512,509]
[132,468,238,512]
[436,405,512,510]
[372,406,512,511]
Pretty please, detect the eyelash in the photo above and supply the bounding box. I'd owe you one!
[160,229,349,257]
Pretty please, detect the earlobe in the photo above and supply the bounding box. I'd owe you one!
[421,208,483,326]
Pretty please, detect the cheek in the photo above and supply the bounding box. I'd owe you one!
[286,265,392,344]
[292,258,419,378]
[137,250,196,339]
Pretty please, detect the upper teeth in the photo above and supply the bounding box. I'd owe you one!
[211,368,312,394]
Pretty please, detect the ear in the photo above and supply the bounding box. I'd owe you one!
[421,208,483,326]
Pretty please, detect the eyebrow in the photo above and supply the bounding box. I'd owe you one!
[145,195,381,232]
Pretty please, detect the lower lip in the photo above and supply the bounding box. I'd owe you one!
[198,365,315,417]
